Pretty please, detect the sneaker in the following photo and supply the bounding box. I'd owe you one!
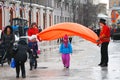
[16,76,19,78]
[22,75,26,78]
[34,66,37,69]
[66,67,69,68]
[30,68,32,70]
[98,63,102,66]
[36,56,39,58]
[100,63,108,67]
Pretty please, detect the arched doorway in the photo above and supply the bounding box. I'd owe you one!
[20,8,23,18]
[36,12,38,26]
[49,14,52,26]
[29,10,31,26]
[20,8,25,18]
[10,8,13,25]
[0,7,2,30]
[43,13,46,29]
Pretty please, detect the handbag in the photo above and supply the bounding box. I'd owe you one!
[10,58,16,68]
[37,50,41,54]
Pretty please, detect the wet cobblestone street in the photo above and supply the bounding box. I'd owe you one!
[0,37,120,80]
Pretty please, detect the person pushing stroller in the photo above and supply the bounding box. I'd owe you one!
[1,26,15,65]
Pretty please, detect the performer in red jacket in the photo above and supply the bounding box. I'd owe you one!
[97,18,110,67]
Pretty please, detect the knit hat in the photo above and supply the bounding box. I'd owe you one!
[63,34,68,40]
[99,18,106,24]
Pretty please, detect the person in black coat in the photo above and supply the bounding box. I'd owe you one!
[1,25,15,64]
[14,39,32,78]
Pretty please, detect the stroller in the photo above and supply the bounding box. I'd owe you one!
[0,42,7,66]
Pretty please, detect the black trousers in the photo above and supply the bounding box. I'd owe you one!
[30,58,37,69]
[69,37,72,43]
[16,61,26,77]
[5,47,13,61]
[100,42,109,65]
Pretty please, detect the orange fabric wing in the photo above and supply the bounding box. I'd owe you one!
[37,22,99,44]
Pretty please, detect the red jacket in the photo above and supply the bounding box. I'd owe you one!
[27,27,40,41]
[99,25,110,43]
[27,28,39,36]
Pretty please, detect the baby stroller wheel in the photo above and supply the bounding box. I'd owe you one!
[1,60,3,67]
[7,60,10,65]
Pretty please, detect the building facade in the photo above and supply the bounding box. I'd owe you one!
[0,0,72,30]
[0,0,54,30]
[53,0,71,24]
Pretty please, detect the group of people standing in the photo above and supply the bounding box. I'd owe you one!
[0,18,111,78]
[0,22,40,78]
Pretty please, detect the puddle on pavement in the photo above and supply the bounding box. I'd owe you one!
[37,67,48,69]
[29,75,38,78]
[74,49,84,52]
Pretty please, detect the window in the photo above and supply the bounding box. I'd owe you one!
[57,16,59,23]
[65,17,67,22]
[57,2,61,8]
[54,15,56,24]
[60,16,62,22]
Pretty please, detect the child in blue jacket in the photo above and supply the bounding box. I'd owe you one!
[59,34,72,68]
[28,35,38,70]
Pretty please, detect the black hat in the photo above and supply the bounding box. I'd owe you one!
[99,18,106,24]
[18,39,27,45]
